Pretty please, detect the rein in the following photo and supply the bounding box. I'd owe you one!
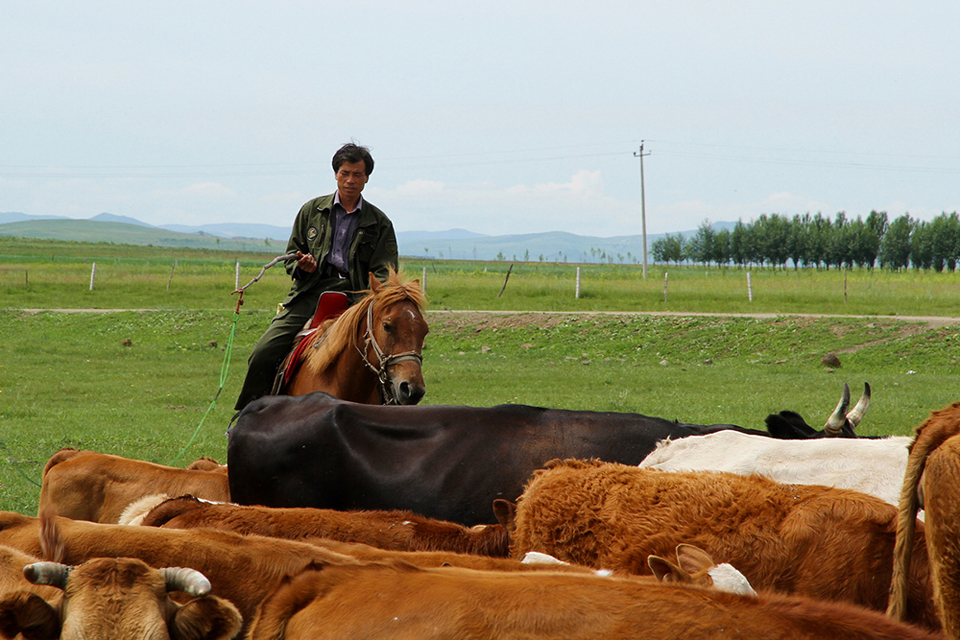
[356,298,424,405]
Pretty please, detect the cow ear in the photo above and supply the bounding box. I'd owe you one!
[0,591,62,640]
[171,596,242,640]
[492,499,517,532]
[647,555,687,583]
[675,544,716,575]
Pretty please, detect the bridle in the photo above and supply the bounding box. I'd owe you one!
[356,299,424,404]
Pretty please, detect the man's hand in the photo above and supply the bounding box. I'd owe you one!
[296,251,318,273]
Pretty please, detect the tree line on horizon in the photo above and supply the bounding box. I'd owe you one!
[651,211,960,271]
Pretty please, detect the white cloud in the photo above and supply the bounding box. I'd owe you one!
[181,182,237,199]
[394,179,445,196]
[759,192,830,213]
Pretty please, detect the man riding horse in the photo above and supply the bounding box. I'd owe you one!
[234,142,399,413]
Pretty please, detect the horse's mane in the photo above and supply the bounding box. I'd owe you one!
[300,269,426,376]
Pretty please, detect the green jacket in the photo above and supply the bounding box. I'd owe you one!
[281,193,398,306]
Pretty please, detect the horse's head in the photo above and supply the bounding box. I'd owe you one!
[363,270,429,405]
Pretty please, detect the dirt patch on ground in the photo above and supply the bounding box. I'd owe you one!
[427,311,583,331]
[426,310,960,331]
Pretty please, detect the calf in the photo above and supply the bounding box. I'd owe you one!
[503,458,939,630]
[889,401,960,637]
[137,495,510,556]
[244,561,940,640]
[39,449,230,523]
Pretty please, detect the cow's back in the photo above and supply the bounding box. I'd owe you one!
[227,393,698,526]
[39,449,230,523]
[639,430,912,507]
[249,563,942,640]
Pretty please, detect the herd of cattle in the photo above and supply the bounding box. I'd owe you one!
[1,384,959,638]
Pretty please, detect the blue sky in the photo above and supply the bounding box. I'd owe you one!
[2,1,958,237]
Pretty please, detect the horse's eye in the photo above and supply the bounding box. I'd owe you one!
[382,321,394,333]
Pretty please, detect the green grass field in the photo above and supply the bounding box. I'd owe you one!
[2,237,959,515]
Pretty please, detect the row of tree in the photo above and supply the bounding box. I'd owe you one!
[651,211,960,271]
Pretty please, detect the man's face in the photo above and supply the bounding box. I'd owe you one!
[335,160,369,202]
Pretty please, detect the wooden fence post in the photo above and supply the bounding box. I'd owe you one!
[575,267,581,299]
[422,266,427,292]
[498,264,514,298]
[844,270,848,304]
[167,260,177,291]
[663,272,668,302]
[235,261,240,290]
[747,271,753,302]
[89,263,97,290]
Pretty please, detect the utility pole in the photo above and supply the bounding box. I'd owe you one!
[634,141,651,279]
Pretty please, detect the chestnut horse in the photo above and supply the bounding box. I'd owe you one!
[282,270,428,405]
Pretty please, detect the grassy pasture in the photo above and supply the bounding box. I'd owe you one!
[1,237,960,515]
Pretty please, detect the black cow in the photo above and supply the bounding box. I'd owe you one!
[226,386,867,527]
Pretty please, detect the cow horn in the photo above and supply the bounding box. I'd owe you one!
[823,383,851,437]
[160,567,211,596]
[845,382,871,430]
[23,562,72,589]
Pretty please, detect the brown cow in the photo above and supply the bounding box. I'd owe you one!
[0,546,60,603]
[136,495,510,556]
[184,457,228,473]
[38,449,230,523]
[502,458,939,631]
[131,495,761,593]
[0,508,241,640]
[0,558,242,640]
[889,401,960,637]
[244,560,942,640]
[0,510,625,636]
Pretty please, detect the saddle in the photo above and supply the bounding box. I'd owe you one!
[271,291,350,394]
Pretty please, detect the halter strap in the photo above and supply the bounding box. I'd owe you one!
[357,299,424,404]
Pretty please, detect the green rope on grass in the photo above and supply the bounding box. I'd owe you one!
[168,307,240,466]
[0,440,43,488]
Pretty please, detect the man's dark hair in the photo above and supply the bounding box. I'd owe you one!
[332,143,374,176]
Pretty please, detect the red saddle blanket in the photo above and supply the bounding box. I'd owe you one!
[272,291,349,394]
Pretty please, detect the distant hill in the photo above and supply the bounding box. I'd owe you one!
[0,213,733,262]
[163,222,292,241]
[397,228,487,243]
[89,212,155,227]
[0,212,66,224]
[0,219,284,252]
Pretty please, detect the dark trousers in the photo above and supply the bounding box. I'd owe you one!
[234,293,320,411]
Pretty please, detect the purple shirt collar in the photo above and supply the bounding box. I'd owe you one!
[334,191,363,214]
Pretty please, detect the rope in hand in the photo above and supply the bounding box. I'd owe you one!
[167,251,298,466]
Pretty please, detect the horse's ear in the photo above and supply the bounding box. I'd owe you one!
[369,272,382,292]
